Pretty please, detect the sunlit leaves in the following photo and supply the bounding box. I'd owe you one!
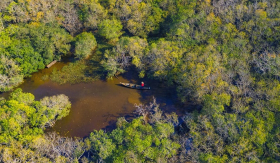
[78,0,107,29]
[0,56,23,92]
[146,39,184,82]
[88,114,180,162]
[0,22,72,91]
[101,36,148,78]
[0,89,71,143]
[89,130,116,159]
[256,9,267,19]
[98,18,123,41]
[40,94,71,126]
[110,0,166,37]
[9,88,34,105]
[74,32,97,59]
[202,93,230,116]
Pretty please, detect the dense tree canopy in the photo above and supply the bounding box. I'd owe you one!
[0,90,179,162]
[1,0,280,162]
[0,89,71,143]
[0,56,23,92]
[0,22,72,91]
[74,32,97,59]
[98,18,123,41]
[0,89,80,162]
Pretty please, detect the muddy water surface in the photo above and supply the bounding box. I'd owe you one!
[1,62,181,138]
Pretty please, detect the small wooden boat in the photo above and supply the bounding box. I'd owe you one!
[120,82,150,90]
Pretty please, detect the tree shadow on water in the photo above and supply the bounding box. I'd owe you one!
[101,111,135,132]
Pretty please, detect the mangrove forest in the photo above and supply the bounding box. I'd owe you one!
[1,0,280,162]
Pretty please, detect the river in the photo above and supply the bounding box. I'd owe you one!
[0,61,182,138]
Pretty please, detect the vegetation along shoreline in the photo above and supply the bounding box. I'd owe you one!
[1,0,280,162]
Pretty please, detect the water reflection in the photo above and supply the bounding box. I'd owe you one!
[1,63,181,138]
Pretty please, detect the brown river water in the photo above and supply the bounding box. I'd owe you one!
[0,62,182,138]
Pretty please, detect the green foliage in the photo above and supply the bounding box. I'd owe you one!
[0,22,72,91]
[0,89,71,143]
[145,39,185,82]
[9,23,72,67]
[24,23,72,63]
[101,36,148,78]
[50,60,99,85]
[109,0,166,37]
[9,88,35,105]
[78,0,107,29]
[202,93,230,116]
[39,94,71,125]
[98,18,123,40]
[74,32,97,59]
[0,55,23,92]
[1,0,280,162]
[0,89,80,162]
[165,1,280,162]
[89,130,116,159]
[88,116,180,162]
[101,50,126,79]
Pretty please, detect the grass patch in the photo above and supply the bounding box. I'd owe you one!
[49,40,112,84]
[50,60,100,85]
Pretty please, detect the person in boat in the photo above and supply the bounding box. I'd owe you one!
[141,82,144,87]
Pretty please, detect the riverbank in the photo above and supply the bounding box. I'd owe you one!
[0,61,182,137]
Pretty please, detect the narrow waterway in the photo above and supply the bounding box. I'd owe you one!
[0,62,181,138]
